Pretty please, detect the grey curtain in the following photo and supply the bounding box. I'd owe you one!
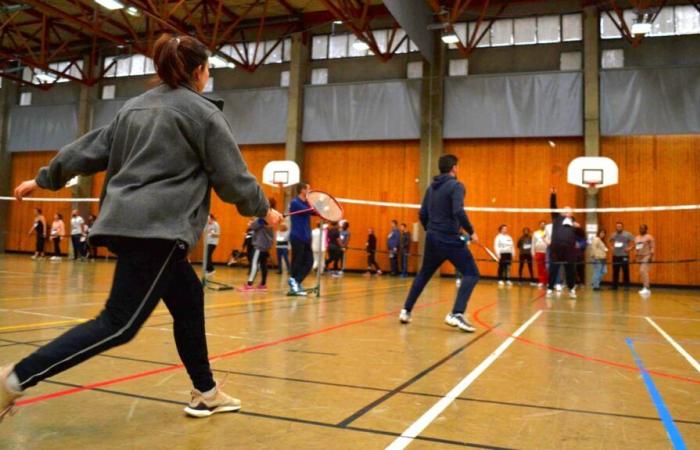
[444,72,583,138]
[8,104,78,152]
[216,88,288,145]
[601,67,700,136]
[303,80,421,142]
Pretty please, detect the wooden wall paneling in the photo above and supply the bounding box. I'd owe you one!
[600,135,700,286]
[5,152,74,255]
[304,141,422,272]
[444,138,585,278]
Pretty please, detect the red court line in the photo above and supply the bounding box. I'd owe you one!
[18,299,448,407]
[472,296,700,385]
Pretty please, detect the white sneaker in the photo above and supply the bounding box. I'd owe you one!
[555,284,563,292]
[399,309,411,324]
[569,288,577,299]
[184,384,241,418]
[639,288,651,296]
[498,280,505,287]
[444,313,476,332]
[546,289,553,298]
[455,278,461,287]
[506,281,513,287]
[537,283,544,288]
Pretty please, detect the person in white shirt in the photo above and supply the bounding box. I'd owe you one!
[70,210,86,260]
[532,221,549,287]
[494,225,514,286]
[311,223,328,274]
[205,214,220,276]
[275,223,290,274]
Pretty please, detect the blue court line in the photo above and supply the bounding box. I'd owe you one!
[626,337,687,450]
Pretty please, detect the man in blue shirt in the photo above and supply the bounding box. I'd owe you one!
[288,182,314,295]
[387,220,400,276]
[399,154,480,332]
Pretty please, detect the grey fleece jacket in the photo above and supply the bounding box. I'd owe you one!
[35,84,269,249]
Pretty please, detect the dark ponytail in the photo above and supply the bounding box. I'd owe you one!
[153,33,209,89]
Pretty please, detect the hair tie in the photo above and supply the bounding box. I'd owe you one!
[174,37,181,45]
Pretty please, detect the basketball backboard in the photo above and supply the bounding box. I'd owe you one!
[263,160,300,188]
[567,157,618,189]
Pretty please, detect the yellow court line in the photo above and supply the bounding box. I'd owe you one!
[0,319,87,332]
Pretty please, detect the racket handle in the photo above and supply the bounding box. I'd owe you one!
[284,207,315,218]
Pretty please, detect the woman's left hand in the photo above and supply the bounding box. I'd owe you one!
[15,179,38,200]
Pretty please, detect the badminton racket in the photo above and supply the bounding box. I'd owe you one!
[472,240,500,262]
[285,190,344,222]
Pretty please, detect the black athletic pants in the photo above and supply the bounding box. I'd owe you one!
[248,249,270,285]
[547,243,576,290]
[611,255,630,288]
[518,254,534,281]
[14,238,215,392]
[404,233,480,314]
[71,234,84,259]
[497,253,512,281]
[205,244,216,272]
[35,235,45,254]
[325,246,343,271]
[367,251,381,273]
[290,238,314,284]
[52,237,61,257]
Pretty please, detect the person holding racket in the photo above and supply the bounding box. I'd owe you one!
[399,154,480,332]
[2,33,282,422]
[288,182,315,296]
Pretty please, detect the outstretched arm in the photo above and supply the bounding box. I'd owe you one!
[550,188,559,220]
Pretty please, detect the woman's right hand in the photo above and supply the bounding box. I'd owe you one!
[265,208,283,226]
[15,179,38,200]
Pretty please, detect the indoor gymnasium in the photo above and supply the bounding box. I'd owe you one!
[0,0,698,449]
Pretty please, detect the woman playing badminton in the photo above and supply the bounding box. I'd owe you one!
[2,33,282,421]
[399,154,480,332]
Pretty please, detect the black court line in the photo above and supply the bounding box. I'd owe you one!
[285,349,338,356]
[40,380,513,449]
[0,284,408,336]
[337,325,497,427]
[5,336,700,426]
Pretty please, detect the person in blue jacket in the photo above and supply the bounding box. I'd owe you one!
[288,182,315,295]
[399,154,480,332]
[387,220,400,275]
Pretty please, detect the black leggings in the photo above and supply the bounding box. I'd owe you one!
[519,254,534,281]
[497,253,512,281]
[52,237,61,256]
[547,243,576,290]
[248,249,269,285]
[367,251,381,273]
[325,247,343,271]
[14,238,215,392]
[205,244,216,272]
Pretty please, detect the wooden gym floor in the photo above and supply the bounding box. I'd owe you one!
[0,254,698,449]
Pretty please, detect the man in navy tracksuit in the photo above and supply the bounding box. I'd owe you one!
[546,188,580,299]
[288,182,314,296]
[399,154,480,332]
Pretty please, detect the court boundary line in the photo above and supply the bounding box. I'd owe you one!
[16,299,449,407]
[645,317,700,373]
[386,310,543,450]
[473,298,700,385]
[4,336,700,426]
[626,338,687,450]
[337,325,497,427]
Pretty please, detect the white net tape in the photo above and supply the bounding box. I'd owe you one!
[1,195,699,213]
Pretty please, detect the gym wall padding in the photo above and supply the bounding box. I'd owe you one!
[8,104,78,152]
[92,100,126,129]
[302,80,421,142]
[600,67,700,136]
[443,71,583,139]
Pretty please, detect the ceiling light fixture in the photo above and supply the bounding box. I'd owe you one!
[94,0,124,11]
[441,28,459,45]
[352,40,369,52]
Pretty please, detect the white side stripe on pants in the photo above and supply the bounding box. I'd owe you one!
[20,243,178,388]
[247,249,260,284]
[386,310,543,450]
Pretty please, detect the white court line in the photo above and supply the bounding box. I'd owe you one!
[386,310,543,450]
[645,317,700,373]
[547,310,700,323]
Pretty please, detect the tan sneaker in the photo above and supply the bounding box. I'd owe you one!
[1,365,23,423]
[184,385,241,418]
